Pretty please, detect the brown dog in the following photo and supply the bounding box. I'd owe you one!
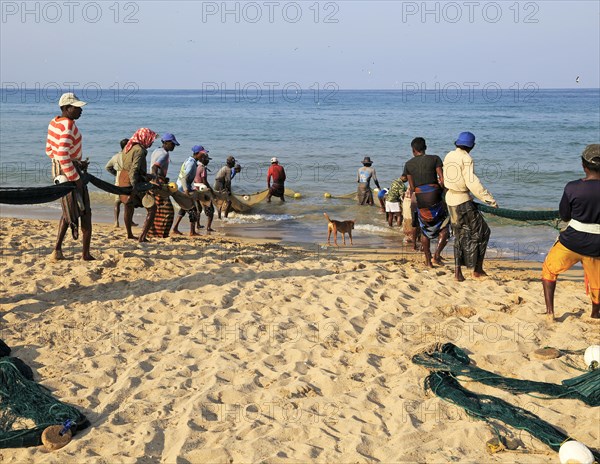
[324,213,355,246]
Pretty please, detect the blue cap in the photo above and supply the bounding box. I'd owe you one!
[192,145,209,154]
[192,145,211,159]
[455,131,475,148]
[161,133,180,146]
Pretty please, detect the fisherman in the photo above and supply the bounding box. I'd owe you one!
[357,156,381,205]
[542,144,600,320]
[147,133,180,238]
[386,176,406,227]
[405,137,449,267]
[443,132,498,281]
[46,92,94,260]
[172,146,207,236]
[193,148,215,232]
[105,138,132,228]
[214,155,237,219]
[119,128,159,242]
[266,157,287,203]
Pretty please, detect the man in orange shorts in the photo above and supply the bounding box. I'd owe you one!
[542,144,600,319]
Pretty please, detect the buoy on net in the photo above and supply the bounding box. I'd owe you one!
[558,440,594,464]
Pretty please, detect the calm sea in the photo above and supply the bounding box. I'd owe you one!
[1,88,599,261]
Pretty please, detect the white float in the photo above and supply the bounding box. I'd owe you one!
[584,345,600,369]
[558,440,594,464]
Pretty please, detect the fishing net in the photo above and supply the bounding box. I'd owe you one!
[475,202,561,229]
[413,343,600,458]
[412,343,599,406]
[0,185,76,205]
[0,173,143,205]
[0,351,89,448]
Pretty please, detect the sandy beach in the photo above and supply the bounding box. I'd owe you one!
[0,217,598,463]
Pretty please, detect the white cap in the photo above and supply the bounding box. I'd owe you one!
[58,92,87,107]
[270,157,278,163]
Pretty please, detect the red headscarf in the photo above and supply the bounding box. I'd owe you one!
[124,128,158,153]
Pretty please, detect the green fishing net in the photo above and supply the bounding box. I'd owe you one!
[412,343,599,459]
[0,357,89,448]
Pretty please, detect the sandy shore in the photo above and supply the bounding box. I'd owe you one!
[0,217,598,463]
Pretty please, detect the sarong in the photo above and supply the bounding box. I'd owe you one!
[414,184,449,239]
[52,159,89,239]
[147,195,174,238]
[269,182,285,198]
[448,201,491,269]
[357,183,373,205]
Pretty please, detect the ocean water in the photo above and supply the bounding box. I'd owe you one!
[1,88,599,261]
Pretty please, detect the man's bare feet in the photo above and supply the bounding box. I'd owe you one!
[171,229,183,235]
[114,222,119,228]
[82,254,96,261]
[50,250,65,260]
[455,269,465,282]
[473,271,488,278]
[190,232,201,237]
[206,227,215,232]
[127,234,137,240]
[591,306,600,319]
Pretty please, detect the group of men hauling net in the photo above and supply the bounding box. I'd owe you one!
[47,93,600,320]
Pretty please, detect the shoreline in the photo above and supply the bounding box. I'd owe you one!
[1,216,595,464]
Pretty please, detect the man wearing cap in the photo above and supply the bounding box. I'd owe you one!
[147,133,179,238]
[443,132,498,281]
[357,156,381,205]
[172,146,205,236]
[542,144,600,320]
[150,133,179,181]
[266,157,287,203]
[192,147,215,232]
[46,92,94,260]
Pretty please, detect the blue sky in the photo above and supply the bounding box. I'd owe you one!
[1,1,599,89]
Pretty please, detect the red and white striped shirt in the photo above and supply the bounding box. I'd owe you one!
[46,116,82,181]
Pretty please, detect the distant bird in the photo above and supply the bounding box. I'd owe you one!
[576,76,580,84]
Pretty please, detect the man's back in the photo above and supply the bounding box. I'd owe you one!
[559,178,600,257]
[268,164,286,183]
[405,155,442,187]
[358,166,375,185]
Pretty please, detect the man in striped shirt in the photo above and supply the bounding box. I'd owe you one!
[46,92,94,260]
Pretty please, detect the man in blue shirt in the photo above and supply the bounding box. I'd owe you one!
[542,144,600,320]
[172,147,205,236]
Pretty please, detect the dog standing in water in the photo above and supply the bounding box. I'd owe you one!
[324,213,355,246]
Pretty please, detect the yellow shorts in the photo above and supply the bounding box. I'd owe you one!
[542,241,600,304]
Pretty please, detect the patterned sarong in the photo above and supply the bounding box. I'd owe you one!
[414,184,449,239]
[448,201,491,269]
[147,195,174,238]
